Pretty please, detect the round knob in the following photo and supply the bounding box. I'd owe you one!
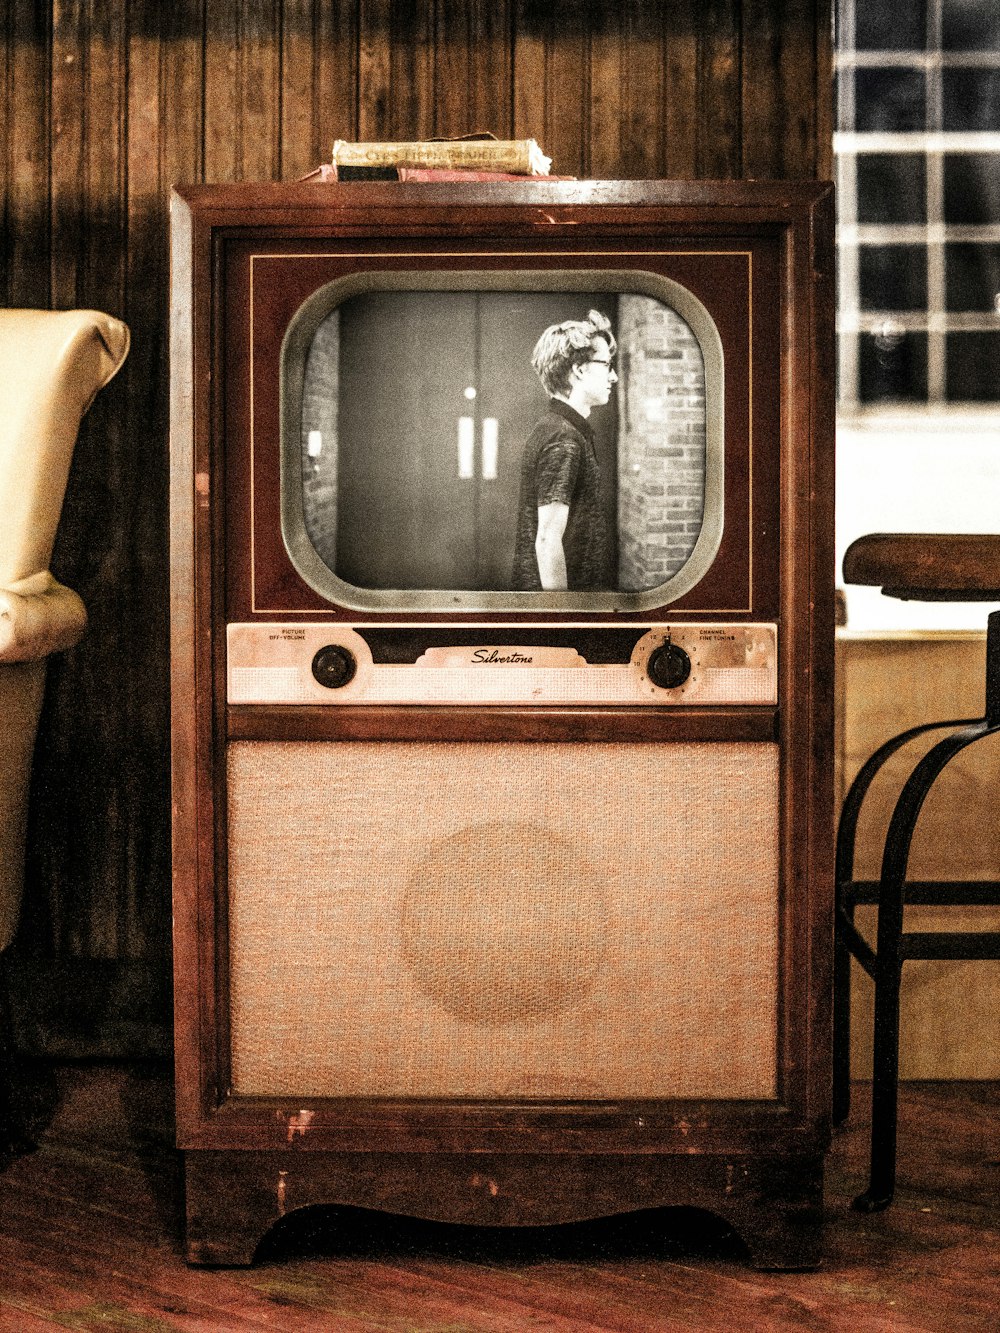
[647,642,691,690]
[311,644,357,689]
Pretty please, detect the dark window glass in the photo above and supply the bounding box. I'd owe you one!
[860,331,928,403]
[945,244,1000,311]
[944,155,1000,224]
[946,333,1000,400]
[942,0,1000,51]
[855,3,927,50]
[943,69,1000,131]
[859,245,928,310]
[857,155,926,223]
[855,69,926,132]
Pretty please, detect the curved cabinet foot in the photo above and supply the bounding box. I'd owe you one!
[183,1150,824,1270]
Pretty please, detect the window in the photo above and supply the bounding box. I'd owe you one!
[836,0,1000,409]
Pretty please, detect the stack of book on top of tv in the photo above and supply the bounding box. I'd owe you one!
[299,135,572,183]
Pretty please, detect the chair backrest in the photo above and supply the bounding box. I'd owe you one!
[0,309,129,954]
[0,309,129,587]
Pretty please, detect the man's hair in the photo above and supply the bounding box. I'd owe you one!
[530,309,616,398]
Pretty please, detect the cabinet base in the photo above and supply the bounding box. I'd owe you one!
[183,1150,824,1270]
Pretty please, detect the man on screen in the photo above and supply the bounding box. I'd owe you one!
[512,310,617,591]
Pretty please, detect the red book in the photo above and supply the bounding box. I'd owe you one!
[298,164,575,184]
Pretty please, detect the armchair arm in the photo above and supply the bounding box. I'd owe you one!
[0,570,87,664]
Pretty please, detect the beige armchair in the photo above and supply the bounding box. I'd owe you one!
[0,310,129,965]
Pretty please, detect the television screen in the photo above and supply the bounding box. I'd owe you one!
[281,271,723,613]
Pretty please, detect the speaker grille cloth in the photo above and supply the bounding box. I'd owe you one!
[227,740,779,1099]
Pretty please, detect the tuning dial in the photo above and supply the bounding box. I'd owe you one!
[647,641,692,690]
[311,644,357,689]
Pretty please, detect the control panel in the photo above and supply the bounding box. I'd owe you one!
[226,623,777,707]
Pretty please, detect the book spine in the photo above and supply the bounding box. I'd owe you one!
[397,168,574,182]
[331,138,547,175]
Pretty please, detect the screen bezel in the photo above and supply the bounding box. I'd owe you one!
[279,268,724,613]
[229,233,774,625]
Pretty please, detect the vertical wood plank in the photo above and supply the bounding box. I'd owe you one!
[280,0,319,175]
[589,5,670,181]
[433,0,512,141]
[587,7,624,180]
[743,0,827,180]
[82,0,127,312]
[2,0,51,306]
[204,2,241,180]
[619,3,669,180]
[696,0,743,179]
[510,3,545,163]
[50,0,86,306]
[282,0,360,178]
[358,0,435,142]
[205,0,282,182]
[662,0,699,179]
[244,0,282,179]
[314,1,361,153]
[513,0,588,178]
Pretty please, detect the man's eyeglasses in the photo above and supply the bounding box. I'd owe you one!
[585,358,617,377]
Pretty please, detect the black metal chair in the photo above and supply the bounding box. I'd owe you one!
[833,533,1000,1211]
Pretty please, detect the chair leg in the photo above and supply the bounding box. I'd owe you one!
[853,719,992,1212]
[832,717,969,1127]
[832,899,854,1126]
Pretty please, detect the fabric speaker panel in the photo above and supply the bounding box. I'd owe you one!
[226,740,780,1100]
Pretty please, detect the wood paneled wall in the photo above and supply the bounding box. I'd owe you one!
[1,1,832,1054]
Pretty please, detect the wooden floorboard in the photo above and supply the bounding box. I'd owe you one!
[1,1066,998,1331]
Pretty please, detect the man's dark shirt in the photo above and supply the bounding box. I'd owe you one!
[511,399,611,590]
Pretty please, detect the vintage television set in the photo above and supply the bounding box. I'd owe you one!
[169,180,835,1268]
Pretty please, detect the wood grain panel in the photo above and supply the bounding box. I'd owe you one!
[512,1,588,178]
[433,0,512,141]
[743,0,826,180]
[613,3,669,181]
[662,0,699,179]
[3,0,834,1055]
[2,0,51,306]
[281,0,359,178]
[696,0,743,179]
[204,0,281,182]
[49,0,87,308]
[358,0,435,143]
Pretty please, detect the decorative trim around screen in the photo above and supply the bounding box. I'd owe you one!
[278,267,725,613]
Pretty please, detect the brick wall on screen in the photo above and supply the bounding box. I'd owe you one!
[617,297,706,591]
[301,312,340,565]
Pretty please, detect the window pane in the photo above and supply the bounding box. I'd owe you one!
[942,0,1000,51]
[857,155,926,223]
[944,154,1000,224]
[859,245,928,310]
[855,69,926,132]
[860,331,928,403]
[945,244,1000,311]
[855,3,927,50]
[943,69,1000,132]
[946,333,1000,400]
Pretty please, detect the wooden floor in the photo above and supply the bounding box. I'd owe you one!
[0,1065,998,1331]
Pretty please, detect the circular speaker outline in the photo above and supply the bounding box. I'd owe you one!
[399,820,610,1027]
